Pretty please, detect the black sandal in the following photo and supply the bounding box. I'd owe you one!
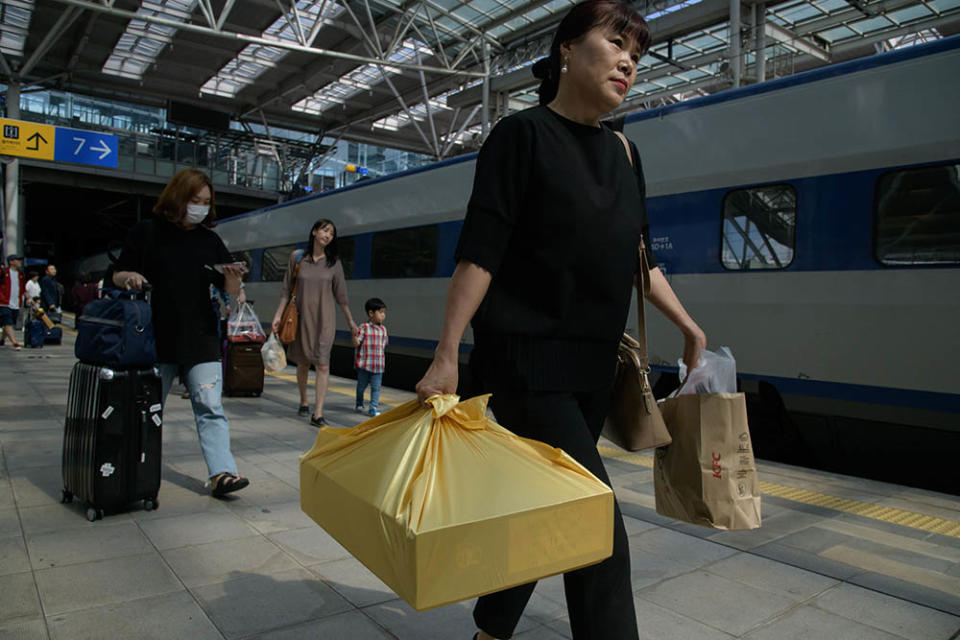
[310,415,328,427]
[210,473,250,497]
[298,405,309,417]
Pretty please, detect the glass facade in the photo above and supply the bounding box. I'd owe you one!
[2,87,431,195]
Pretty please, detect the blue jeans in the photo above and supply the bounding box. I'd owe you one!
[159,362,238,478]
[355,368,382,410]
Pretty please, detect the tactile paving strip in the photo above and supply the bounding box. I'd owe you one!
[596,445,960,539]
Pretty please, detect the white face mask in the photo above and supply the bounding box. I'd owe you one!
[184,203,209,224]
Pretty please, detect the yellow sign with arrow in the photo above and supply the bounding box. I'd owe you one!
[0,117,56,161]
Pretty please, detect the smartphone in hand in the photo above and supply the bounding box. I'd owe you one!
[212,261,249,274]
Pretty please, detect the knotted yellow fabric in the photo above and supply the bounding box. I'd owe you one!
[300,394,614,610]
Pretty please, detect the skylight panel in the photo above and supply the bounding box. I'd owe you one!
[103,0,197,80]
[775,2,822,24]
[886,5,933,25]
[813,0,850,11]
[929,0,960,11]
[543,0,576,13]
[526,8,551,22]
[0,0,33,58]
[849,15,895,35]
[817,25,857,42]
[371,90,454,131]
[684,33,726,50]
[777,3,824,24]
[292,39,432,116]
[646,0,703,21]
[201,1,345,98]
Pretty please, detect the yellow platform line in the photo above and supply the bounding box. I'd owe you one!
[59,311,78,336]
[265,369,413,405]
[596,445,960,539]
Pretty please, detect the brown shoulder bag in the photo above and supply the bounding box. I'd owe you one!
[601,132,672,451]
[278,251,303,345]
[601,244,672,451]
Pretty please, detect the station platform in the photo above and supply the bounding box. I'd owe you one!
[1,325,958,640]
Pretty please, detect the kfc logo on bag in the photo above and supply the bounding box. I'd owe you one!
[711,453,722,479]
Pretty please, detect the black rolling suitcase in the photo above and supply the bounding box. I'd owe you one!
[44,326,63,345]
[223,342,265,397]
[62,362,163,521]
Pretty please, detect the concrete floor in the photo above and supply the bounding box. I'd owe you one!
[1,333,958,639]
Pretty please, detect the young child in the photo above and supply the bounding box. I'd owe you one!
[353,297,388,416]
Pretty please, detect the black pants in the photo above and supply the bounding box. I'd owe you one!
[473,389,638,640]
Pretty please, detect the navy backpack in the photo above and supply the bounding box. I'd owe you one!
[75,287,156,367]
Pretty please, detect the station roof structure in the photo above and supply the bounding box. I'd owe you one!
[2,0,959,160]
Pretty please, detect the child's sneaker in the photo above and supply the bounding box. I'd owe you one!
[368,408,381,417]
[355,405,365,414]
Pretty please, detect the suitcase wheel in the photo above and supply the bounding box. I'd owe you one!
[143,497,158,511]
[85,506,104,522]
[61,490,73,504]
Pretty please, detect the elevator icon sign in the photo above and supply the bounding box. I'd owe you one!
[0,118,55,161]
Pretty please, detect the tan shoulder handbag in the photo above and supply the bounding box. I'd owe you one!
[278,251,303,345]
[601,244,672,451]
[601,132,672,451]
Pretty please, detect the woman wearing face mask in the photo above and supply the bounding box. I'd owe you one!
[271,219,358,427]
[111,168,250,497]
[415,2,706,638]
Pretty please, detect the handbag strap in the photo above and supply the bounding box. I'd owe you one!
[615,130,652,372]
[636,245,651,371]
[288,250,304,301]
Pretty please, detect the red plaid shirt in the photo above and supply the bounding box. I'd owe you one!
[355,322,388,373]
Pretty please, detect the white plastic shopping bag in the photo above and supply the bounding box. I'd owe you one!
[673,346,737,395]
[261,333,287,372]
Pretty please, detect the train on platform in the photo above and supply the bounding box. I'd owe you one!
[78,36,960,493]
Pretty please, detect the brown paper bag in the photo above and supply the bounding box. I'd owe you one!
[653,392,761,530]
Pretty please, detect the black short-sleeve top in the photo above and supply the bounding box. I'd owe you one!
[455,105,656,392]
[112,218,231,365]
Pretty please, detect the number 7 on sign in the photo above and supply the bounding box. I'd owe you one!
[73,137,85,154]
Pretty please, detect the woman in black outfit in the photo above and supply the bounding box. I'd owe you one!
[415,2,706,638]
[112,169,250,497]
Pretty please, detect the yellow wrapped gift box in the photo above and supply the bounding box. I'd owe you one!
[300,394,614,611]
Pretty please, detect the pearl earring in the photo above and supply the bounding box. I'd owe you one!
[561,57,569,74]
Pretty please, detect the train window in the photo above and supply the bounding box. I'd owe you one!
[875,164,960,265]
[261,245,297,282]
[339,236,355,279]
[371,225,438,278]
[721,184,796,270]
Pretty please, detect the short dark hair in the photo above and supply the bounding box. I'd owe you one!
[154,169,217,227]
[365,297,386,313]
[532,0,650,105]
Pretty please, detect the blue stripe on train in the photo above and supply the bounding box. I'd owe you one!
[245,155,958,282]
[334,330,960,414]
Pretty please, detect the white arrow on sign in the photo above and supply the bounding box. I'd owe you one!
[92,139,112,160]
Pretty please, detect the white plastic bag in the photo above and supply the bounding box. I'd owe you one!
[673,346,737,395]
[261,333,287,372]
[228,302,267,342]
